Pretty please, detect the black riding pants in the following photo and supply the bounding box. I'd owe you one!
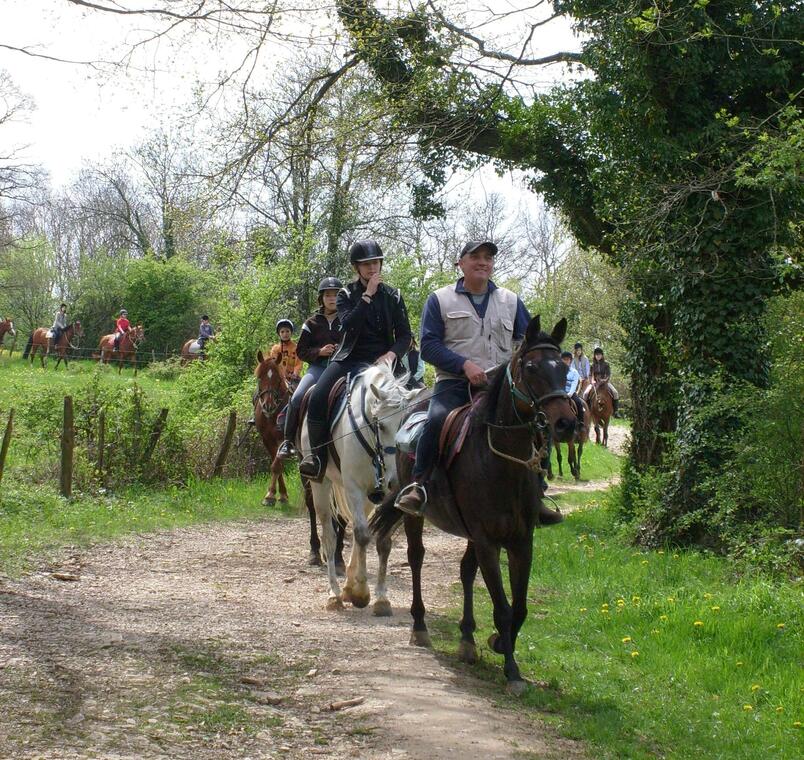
[412,379,472,481]
[306,358,367,425]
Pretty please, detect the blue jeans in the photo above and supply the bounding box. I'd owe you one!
[290,364,325,410]
[412,379,471,480]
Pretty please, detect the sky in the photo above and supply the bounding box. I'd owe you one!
[0,1,580,198]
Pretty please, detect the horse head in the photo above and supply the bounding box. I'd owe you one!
[0,318,14,337]
[131,324,145,345]
[508,315,577,443]
[255,350,288,417]
[364,364,426,491]
[69,320,84,339]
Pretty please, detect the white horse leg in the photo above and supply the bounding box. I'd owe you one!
[373,526,393,617]
[343,483,372,609]
[309,480,343,610]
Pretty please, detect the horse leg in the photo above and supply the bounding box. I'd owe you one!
[555,441,563,477]
[508,538,534,658]
[457,541,480,663]
[577,439,584,480]
[341,483,371,609]
[603,418,609,448]
[277,470,289,503]
[372,528,393,617]
[476,541,525,691]
[305,481,322,565]
[404,515,430,647]
[310,480,343,609]
[568,440,579,481]
[334,515,346,575]
[545,435,554,480]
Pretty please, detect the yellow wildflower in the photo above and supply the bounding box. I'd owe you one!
[658,549,665,554]
[632,596,641,604]
[694,621,704,627]
[579,607,587,613]
[711,606,721,612]
[641,560,649,565]
[667,596,676,604]
[621,637,632,643]
[617,598,625,606]
[601,609,609,614]
[736,661,744,667]
[751,684,761,692]
[631,651,639,658]
[793,721,801,728]
[651,629,660,635]
[601,602,609,608]
[743,705,753,711]
[776,623,785,630]
[659,615,668,622]
[775,706,783,713]
[703,592,713,599]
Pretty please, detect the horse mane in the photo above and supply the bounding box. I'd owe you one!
[482,330,562,424]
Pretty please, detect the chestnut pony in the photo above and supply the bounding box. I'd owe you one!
[588,380,614,447]
[371,316,577,694]
[253,351,291,505]
[98,325,145,374]
[23,321,83,369]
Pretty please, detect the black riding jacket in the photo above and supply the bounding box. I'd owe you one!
[332,280,412,365]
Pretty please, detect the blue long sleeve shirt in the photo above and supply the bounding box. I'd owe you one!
[420,279,531,376]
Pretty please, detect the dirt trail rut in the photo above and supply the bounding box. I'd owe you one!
[1,517,588,760]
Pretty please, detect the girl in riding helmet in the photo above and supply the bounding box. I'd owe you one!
[114,309,130,351]
[298,240,412,481]
[277,277,343,460]
[583,346,620,417]
[269,319,303,382]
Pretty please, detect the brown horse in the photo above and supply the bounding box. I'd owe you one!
[98,325,145,373]
[23,321,84,369]
[0,318,16,355]
[371,316,577,693]
[555,399,591,480]
[588,380,613,447]
[254,351,291,505]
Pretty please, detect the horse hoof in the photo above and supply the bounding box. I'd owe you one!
[487,633,504,655]
[506,679,528,697]
[308,552,322,567]
[457,640,479,664]
[346,589,370,609]
[262,496,276,506]
[326,596,344,611]
[409,630,432,648]
[373,599,393,617]
[279,496,289,504]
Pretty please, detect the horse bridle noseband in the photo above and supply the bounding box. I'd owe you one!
[256,385,284,419]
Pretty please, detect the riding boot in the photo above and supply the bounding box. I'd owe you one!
[395,481,428,516]
[299,418,329,481]
[537,498,564,526]
[612,398,620,418]
[277,404,300,460]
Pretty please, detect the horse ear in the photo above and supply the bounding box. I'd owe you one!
[525,315,542,345]
[369,383,383,400]
[551,318,568,345]
[257,350,264,364]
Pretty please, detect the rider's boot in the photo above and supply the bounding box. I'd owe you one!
[298,418,329,481]
[277,403,300,460]
[537,498,564,526]
[612,398,620,418]
[395,481,427,516]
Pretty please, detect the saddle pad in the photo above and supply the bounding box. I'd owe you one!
[188,340,202,354]
[395,410,429,454]
[46,330,54,339]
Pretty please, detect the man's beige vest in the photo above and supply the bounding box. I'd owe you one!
[433,283,519,382]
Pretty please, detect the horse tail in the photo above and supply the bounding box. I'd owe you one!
[368,495,405,540]
[329,481,353,526]
[21,332,33,359]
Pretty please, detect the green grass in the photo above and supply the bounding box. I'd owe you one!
[547,437,622,484]
[433,494,803,760]
[0,475,302,576]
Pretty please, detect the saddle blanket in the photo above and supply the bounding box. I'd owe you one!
[46,330,55,339]
[188,340,202,354]
[395,411,429,453]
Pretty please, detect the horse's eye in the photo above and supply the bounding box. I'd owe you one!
[525,360,538,375]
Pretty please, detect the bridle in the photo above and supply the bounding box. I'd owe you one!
[255,373,286,420]
[486,342,570,471]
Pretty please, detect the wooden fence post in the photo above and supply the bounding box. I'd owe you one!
[212,410,237,478]
[60,396,74,498]
[140,408,169,468]
[0,409,13,487]
[96,408,106,478]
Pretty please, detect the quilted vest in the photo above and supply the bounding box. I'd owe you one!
[433,284,518,383]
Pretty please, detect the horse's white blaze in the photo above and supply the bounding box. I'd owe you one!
[267,369,273,379]
[300,364,426,609]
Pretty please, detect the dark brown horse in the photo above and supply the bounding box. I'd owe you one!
[23,321,83,369]
[98,325,145,374]
[254,351,291,505]
[588,380,613,447]
[371,316,577,693]
[0,318,16,355]
[555,399,591,481]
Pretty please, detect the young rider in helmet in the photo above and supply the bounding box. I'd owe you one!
[50,303,68,352]
[572,342,591,392]
[114,309,130,351]
[269,319,303,385]
[394,240,561,523]
[298,240,412,481]
[562,350,586,431]
[583,346,620,417]
[277,277,343,460]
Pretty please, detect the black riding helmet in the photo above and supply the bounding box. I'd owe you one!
[317,276,343,293]
[349,240,384,264]
[574,342,583,349]
[594,346,604,357]
[276,319,294,335]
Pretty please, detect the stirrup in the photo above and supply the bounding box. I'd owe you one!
[394,482,427,516]
[277,440,296,460]
[298,454,325,482]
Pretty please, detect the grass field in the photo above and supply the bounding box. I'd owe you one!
[433,490,803,760]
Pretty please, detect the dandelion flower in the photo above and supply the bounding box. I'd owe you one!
[631,651,639,658]
[617,598,625,606]
[601,609,610,614]
[601,603,609,608]
[659,615,668,622]
[751,684,761,692]
[703,593,713,599]
[632,596,641,604]
[775,706,783,713]
[736,661,744,667]
[793,721,801,728]
[673,553,679,559]
[579,607,587,613]
[641,560,649,565]
[621,637,632,643]
[651,629,660,635]
[711,606,721,612]
[694,621,704,627]
[667,597,676,604]
[776,623,785,630]
[658,549,665,555]
[743,705,753,711]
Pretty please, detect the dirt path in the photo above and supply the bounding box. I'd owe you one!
[0,517,588,760]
